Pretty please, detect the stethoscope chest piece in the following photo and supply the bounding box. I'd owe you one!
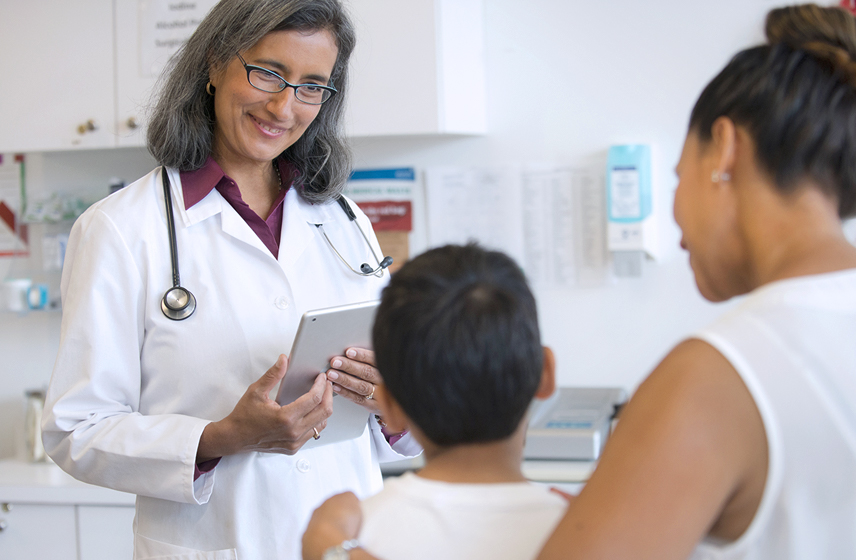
[160,167,197,321]
[162,286,196,321]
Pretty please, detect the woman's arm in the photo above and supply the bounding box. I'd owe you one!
[537,339,768,560]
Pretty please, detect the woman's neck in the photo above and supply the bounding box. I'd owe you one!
[212,150,281,220]
[740,183,856,287]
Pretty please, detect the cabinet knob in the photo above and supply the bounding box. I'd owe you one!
[0,503,10,512]
[126,117,139,130]
[0,519,7,532]
[77,119,99,135]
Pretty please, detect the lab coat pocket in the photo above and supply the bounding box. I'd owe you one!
[135,533,237,560]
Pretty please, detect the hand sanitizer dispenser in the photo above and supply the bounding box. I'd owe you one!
[606,144,657,277]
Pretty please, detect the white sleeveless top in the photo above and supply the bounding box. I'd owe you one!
[690,269,856,560]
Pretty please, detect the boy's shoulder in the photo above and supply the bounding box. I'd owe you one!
[364,472,567,510]
[359,473,568,560]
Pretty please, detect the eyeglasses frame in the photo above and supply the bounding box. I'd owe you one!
[236,53,338,105]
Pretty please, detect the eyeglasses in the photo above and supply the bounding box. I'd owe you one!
[237,53,337,105]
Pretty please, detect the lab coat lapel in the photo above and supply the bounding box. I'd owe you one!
[177,175,272,257]
[278,189,337,270]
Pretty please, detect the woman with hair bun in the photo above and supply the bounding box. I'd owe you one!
[41,1,419,558]
[534,3,856,558]
[303,4,856,559]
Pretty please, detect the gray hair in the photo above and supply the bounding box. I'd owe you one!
[146,0,355,204]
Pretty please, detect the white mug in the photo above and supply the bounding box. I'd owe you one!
[2,278,32,313]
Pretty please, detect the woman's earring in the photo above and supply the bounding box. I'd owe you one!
[206,82,215,96]
[711,170,731,183]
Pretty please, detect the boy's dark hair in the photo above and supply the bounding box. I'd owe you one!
[372,244,543,446]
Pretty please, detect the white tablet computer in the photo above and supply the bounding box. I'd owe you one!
[275,300,380,449]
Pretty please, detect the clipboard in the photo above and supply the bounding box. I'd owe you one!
[275,300,380,449]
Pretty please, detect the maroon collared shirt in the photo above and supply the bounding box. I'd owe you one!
[179,156,291,258]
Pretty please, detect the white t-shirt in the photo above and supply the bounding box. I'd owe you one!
[359,472,568,560]
[690,269,856,560]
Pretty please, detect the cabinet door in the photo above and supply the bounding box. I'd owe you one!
[114,0,155,148]
[0,503,77,560]
[114,0,220,147]
[78,505,136,560]
[0,0,116,152]
[344,0,486,137]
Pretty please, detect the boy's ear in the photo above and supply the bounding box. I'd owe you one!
[535,346,556,399]
[373,384,409,434]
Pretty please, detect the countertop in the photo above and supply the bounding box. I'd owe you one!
[0,459,136,506]
[0,456,592,506]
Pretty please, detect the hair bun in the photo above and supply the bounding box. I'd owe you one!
[766,4,856,86]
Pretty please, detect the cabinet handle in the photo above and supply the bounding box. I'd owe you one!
[127,117,139,130]
[0,519,7,532]
[77,119,99,135]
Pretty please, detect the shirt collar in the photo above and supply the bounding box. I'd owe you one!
[179,156,295,210]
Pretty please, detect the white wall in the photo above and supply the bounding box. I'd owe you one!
[0,0,788,458]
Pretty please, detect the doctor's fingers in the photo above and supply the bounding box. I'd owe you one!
[328,354,381,386]
[279,376,334,431]
[257,416,329,455]
[331,382,382,415]
[346,347,376,367]
[253,354,289,396]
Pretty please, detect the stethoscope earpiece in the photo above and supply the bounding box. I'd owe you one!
[360,256,394,275]
[321,197,394,278]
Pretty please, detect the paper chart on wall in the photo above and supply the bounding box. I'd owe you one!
[138,0,219,78]
[425,165,609,288]
[424,166,526,266]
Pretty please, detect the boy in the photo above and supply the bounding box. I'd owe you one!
[356,244,566,560]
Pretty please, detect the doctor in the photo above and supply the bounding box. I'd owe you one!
[42,1,419,559]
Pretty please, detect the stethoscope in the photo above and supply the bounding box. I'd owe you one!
[159,167,393,321]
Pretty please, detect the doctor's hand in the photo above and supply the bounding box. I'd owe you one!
[326,347,382,415]
[197,354,334,461]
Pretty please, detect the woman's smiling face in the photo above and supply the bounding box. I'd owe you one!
[209,28,338,168]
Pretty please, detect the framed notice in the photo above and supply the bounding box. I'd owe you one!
[344,168,417,273]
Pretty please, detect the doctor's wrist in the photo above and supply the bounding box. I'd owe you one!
[197,418,238,463]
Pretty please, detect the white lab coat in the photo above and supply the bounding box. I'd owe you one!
[42,167,420,560]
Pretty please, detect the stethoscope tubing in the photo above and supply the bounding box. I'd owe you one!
[158,167,392,320]
[161,167,197,321]
[162,168,182,289]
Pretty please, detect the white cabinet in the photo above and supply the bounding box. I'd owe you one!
[0,0,486,153]
[114,0,156,148]
[0,502,135,560]
[0,460,136,560]
[345,0,486,136]
[112,0,219,148]
[78,505,136,560]
[0,0,116,152]
[0,503,78,560]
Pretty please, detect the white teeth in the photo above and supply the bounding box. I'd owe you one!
[252,116,283,134]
